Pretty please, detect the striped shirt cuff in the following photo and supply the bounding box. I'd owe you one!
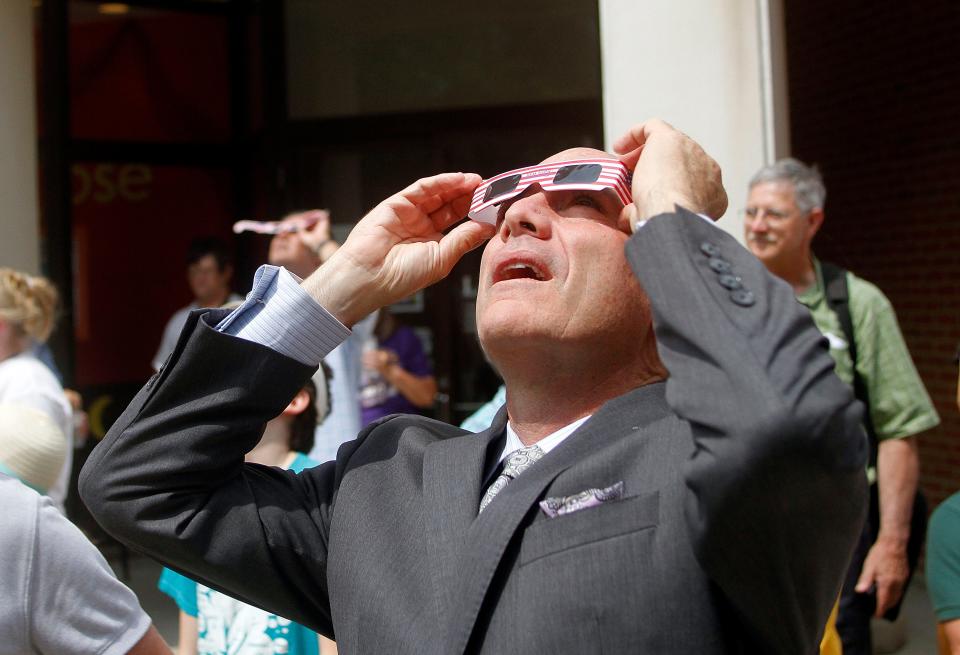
[216,265,351,366]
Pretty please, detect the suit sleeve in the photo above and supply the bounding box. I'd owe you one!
[79,309,358,636]
[625,209,869,653]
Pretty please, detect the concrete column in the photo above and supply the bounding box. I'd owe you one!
[0,2,40,273]
[599,0,790,241]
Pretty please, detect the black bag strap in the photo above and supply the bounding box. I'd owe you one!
[820,261,878,470]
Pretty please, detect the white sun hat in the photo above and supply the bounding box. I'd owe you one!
[0,404,68,494]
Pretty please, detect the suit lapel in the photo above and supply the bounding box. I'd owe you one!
[445,382,672,654]
[422,408,508,645]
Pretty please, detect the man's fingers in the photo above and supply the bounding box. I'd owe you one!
[618,203,640,234]
[398,172,481,215]
[302,209,329,222]
[874,589,889,618]
[448,190,477,222]
[612,122,652,155]
[437,220,495,274]
[617,145,645,170]
[855,561,875,594]
[611,118,674,155]
[429,192,477,233]
[874,581,900,617]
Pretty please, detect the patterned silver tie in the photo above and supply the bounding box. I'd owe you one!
[478,444,544,513]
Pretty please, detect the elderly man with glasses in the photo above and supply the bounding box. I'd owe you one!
[744,157,940,655]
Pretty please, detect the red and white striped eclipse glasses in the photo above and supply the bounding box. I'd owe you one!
[468,159,633,225]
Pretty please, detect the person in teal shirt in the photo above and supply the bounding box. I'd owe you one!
[460,384,506,432]
[926,356,960,655]
[158,379,333,655]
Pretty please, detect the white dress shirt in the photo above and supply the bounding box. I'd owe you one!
[499,416,590,464]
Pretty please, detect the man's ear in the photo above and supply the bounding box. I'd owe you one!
[282,388,311,416]
[807,208,825,239]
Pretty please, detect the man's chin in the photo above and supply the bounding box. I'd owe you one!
[268,254,296,270]
[478,318,558,352]
[747,242,775,260]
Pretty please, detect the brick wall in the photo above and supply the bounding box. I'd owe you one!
[784,1,960,509]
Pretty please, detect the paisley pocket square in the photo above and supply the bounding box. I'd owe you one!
[539,481,624,518]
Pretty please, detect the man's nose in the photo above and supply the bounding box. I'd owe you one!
[747,212,769,232]
[500,188,553,240]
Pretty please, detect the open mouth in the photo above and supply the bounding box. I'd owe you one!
[493,258,550,283]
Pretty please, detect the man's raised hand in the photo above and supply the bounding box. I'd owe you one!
[613,118,728,230]
[301,172,495,327]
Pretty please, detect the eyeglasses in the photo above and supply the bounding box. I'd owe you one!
[232,215,320,235]
[468,159,633,225]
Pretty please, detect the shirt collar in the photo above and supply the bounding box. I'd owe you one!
[796,255,825,308]
[499,415,592,463]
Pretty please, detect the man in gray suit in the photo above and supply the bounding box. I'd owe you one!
[81,120,867,653]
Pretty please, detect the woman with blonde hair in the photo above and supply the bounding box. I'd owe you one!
[0,268,72,511]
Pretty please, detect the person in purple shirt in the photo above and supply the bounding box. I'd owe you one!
[359,309,436,426]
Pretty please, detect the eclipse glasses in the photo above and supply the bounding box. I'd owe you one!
[232,213,323,235]
[468,158,633,225]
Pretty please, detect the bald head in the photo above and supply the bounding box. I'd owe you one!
[540,147,617,165]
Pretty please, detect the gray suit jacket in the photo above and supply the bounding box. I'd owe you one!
[80,209,867,654]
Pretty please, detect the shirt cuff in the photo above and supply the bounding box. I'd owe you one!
[216,265,351,366]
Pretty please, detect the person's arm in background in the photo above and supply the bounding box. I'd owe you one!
[857,436,919,614]
[847,280,939,616]
[940,614,960,654]
[319,634,338,655]
[156,568,198,655]
[363,345,437,408]
[292,210,341,264]
[127,626,172,655]
[176,614,198,655]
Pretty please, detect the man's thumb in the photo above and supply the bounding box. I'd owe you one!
[438,221,494,273]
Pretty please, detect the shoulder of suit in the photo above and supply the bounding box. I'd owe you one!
[346,414,465,458]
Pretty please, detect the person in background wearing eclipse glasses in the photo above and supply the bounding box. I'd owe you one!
[82,119,867,654]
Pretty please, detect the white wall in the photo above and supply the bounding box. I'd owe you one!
[0,2,40,273]
[599,0,789,241]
